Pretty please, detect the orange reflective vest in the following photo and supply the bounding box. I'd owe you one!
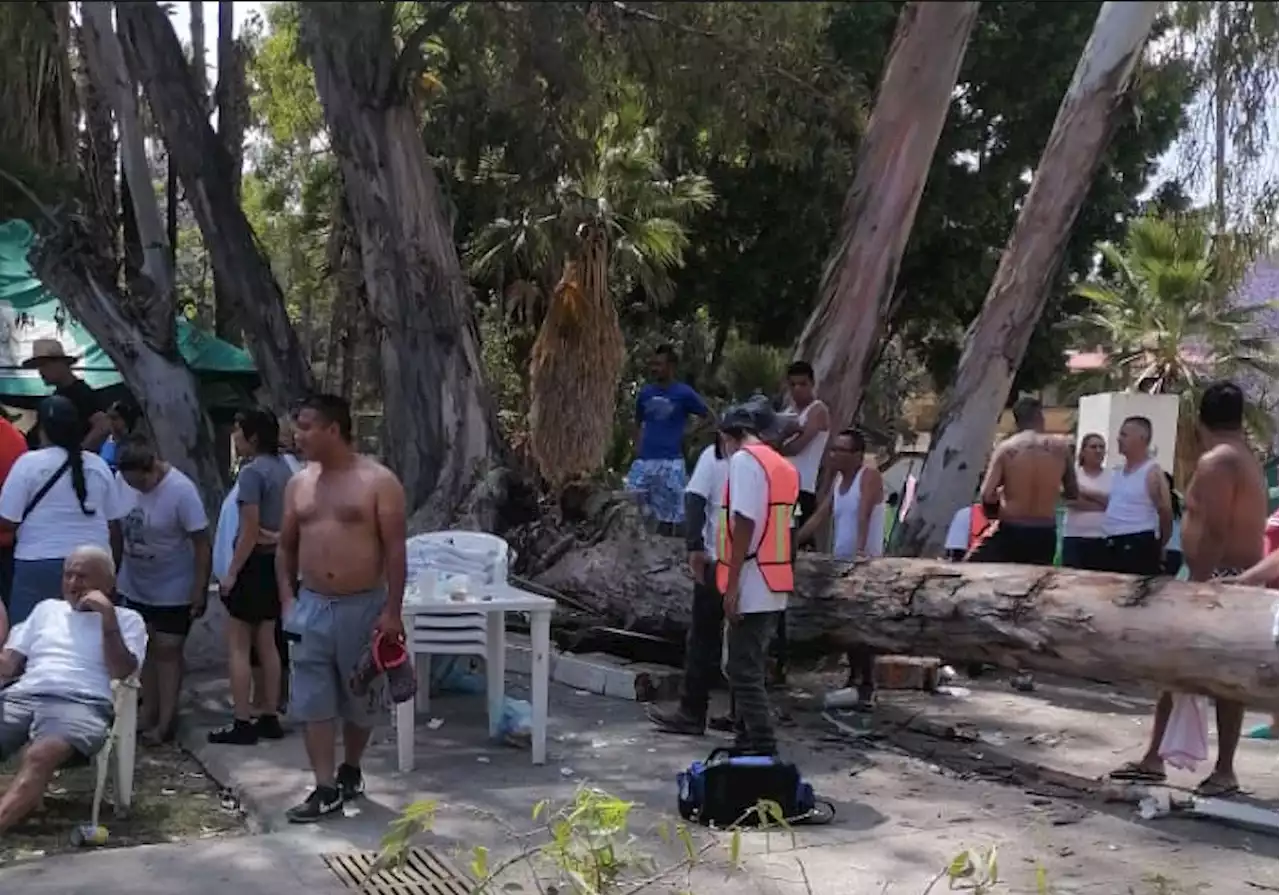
[967,504,991,552]
[715,442,801,594]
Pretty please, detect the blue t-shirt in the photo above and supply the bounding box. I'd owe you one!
[635,382,707,460]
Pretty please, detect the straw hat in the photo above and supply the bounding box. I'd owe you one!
[22,338,80,369]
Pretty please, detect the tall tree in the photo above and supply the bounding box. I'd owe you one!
[5,3,223,507]
[299,1,504,523]
[793,1,980,431]
[115,0,314,413]
[82,1,172,304]
[213,0,246,343]
[894,1,1164,557]
[189,0,208,104]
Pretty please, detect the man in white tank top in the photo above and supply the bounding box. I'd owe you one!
[779,361,830,533]
[1082,416,1171,575]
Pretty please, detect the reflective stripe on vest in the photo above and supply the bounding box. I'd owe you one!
[967,504,991,552]
[715,442,801,595]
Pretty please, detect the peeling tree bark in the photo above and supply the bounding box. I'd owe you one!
[81,1,172,335]
[893,1,1162,557]
[73,20,118,287]
[116,0,313,413]
[535,537,1278,710]
[299,2,504,523]
[793,1,979,431]
[213,0,246,345]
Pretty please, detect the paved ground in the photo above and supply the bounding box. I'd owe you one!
[2,601,1275,895]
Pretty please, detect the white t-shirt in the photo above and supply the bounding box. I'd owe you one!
[4,599,147,703]
[0,447,132,561]
[118,467,209,607]
[726,447,786,614]
[685,445,728,562]
[1062,468,1111,539]
[944,506,973,553]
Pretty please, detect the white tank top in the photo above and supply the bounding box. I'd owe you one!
[1062,467,1111,539]
[788,400,829,494]
[1103,459,1159,537]
[831,468,886,560]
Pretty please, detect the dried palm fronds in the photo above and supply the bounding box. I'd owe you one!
[529,224,625,487]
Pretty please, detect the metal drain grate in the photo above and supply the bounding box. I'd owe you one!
[323,847,473,895]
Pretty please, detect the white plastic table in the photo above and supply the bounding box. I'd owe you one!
[398,584,555,769]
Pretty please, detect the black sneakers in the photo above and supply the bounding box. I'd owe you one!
[285,786,343,824]
[208,718,258,745]
[646,705,705,735]
[254,714,285,740]
[336,763,365,801]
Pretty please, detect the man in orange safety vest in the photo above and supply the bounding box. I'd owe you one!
[711,403,799,756]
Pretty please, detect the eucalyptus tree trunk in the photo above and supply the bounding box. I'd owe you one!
[22,5,221,508]
[80,1,172,327]
[213,0,246,345]
[893,1,1163,558]
[188,0,208,104]
[115,0,314,413]
[299,2,505,525]
[793,1,980,431]
[73,20,118,287]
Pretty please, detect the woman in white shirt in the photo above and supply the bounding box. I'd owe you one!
[0,396,131,624]
[797,429,886,709]
[1061,432,1111,570]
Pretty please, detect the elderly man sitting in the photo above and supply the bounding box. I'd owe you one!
[0,545,146,833]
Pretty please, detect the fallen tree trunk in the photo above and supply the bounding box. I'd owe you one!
[535,534,1278,710]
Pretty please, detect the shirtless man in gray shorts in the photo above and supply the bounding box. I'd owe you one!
[276,394,407,823]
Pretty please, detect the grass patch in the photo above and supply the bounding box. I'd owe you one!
[0,741,247,864]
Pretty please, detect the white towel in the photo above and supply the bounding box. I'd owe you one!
[1158,693,1211,771]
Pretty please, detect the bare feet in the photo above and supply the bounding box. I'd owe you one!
[140,726,175,747]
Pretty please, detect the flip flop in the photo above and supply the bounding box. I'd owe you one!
[1108,762,1167,783]
[1193,777,1241,798]
[1246,723,1278,740]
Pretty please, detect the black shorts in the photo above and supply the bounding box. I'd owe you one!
[225,551,280,624]
[1103,532,1162,576]
[966,522,1057,566]
[123,598,193,638]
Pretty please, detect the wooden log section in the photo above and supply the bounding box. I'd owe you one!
[536,542,1279,710]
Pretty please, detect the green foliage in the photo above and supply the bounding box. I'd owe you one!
[1066,213,1278,443]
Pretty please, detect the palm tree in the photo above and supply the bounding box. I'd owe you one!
[466,102,714,486]
[1066,212,1278,482]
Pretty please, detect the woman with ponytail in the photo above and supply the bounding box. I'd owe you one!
[0,396,132,623]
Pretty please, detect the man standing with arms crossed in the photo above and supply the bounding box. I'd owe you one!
[970,397,1079,565]
[276,395,407,823]
[1110,382,1267,796]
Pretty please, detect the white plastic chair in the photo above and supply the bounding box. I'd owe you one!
[92,676,139,815]
[397,532,513,771]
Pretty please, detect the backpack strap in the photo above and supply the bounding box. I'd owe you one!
[22,459,71,522]
[787,798,836,826]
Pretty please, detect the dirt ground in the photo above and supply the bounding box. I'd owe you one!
[0,740,247,865]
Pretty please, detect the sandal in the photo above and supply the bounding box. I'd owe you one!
[1246,723,1278,740]
[1193,777,1241,798]
[1108,762,1166,783]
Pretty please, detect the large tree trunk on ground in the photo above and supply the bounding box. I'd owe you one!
[793,1,979,430]
[892,2,1162,557]
[213,0,246,346]
[534,531,1278,710]
[116,0,314,414]
[300,3,504,524]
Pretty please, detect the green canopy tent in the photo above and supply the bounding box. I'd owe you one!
[0,220,258,414]
[1267,455,1278,515]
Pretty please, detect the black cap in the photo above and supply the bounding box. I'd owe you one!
[718,404,759,434]
[38,394,80,430]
